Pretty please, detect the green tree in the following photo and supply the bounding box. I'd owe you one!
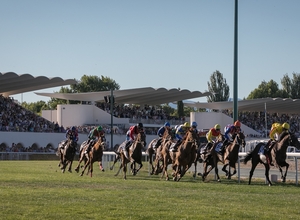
[207,70,230,102]
[247,80,281,99]
[281,72,300,99]
[71,75,120,92]
[177,100,184,118]
[21,101,47,116]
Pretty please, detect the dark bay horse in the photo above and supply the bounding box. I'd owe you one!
[74,135,106,177]
[202,132,246,182]
[171,127,198,181]
[147,128,175,175]
[56,138,77,173]
[111,131,146,180]
[243,132,300,185]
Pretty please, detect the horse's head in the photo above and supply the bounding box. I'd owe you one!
[136,131,146,147]
[287,132,300,149]
[235,131,246,148]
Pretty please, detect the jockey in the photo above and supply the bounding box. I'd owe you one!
[172,122,190,151]
[264,122,290,165]
[191,121,198,133]
[204,124,222,152]
[124,123,144,158]
[84,126,105,155]
[153,122,171,150]
[221,120,241,152]
[61,126,78,150]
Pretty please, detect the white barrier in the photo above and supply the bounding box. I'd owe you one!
[1,151,300,185]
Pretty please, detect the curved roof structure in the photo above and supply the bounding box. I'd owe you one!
[0,72,77,96]
[184,98,300,114]
[36,87,212,105]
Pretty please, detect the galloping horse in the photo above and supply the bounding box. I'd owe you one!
[201,132,246,181]
[111,131,146,179]
[56,138,77,173]
[147,128,175,175]
[243,132,300,185]
[171,127,198,181]
[74,135,106,177]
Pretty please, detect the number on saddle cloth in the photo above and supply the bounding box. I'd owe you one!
[258,145,265,155]
[169,142,177,152]
[214,142,223,153]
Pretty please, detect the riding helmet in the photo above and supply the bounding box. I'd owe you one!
[71,126,76,131]
[282,122,290,130]
[137,123,143,129]
[191,121,197,128]
[234,120,241,127]
[183,122,190,127]
[214,124,221,130]
[164,122,171,127]
[97,126,103,131]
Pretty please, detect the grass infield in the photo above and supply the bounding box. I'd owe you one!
[0,160,299,220]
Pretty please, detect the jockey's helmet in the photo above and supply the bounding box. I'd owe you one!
[282,122,290,130]
[71,126,76,131]
[183,122,190,127]
[214,124,221,130]
[164,122,170,127]
[234,120,241,128]
[191,121,197,128]
[137,123,143,129]
[97,126,103,131]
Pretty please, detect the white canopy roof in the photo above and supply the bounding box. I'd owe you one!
[36,87,213,105]
[0,72,77,96]
[185,98,300,114]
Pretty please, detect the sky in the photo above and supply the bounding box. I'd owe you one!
[1,0,300,104]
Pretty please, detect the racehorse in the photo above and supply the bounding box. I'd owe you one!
[147,128,175,175]
[171,127,198,181]
[111,131,146,180]
[201,132,246,182]
[56,138,77,173]
[243,132,300,185]
[74,135,106,177]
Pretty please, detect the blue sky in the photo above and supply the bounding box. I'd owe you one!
[1,0,300,103]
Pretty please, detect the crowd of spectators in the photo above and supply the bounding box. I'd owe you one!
[1,94,300,152]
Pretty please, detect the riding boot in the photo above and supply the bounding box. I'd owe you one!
[154,138,162,150]
[124,141,131,159]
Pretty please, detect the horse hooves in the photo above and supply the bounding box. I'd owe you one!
[110,167,113,170]
[197,173,203,177]
[68,170,72,173]
[101,169,105,172]
[217,179,221,182]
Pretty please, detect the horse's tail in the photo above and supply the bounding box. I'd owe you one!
[243,152,252,164]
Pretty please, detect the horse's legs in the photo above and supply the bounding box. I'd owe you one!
[161,156,170,181]
[115,162,123,176]
[80,158,90,176]
[68,160,73,173]
[263,163,272,186]
[75,153,85,173]
[89,162,93,177]
[135,162,143,175]
[123,162,127,180]
[279,162,289,182]
[98,160,105,172]
[214,160,221,182]
[221,164,229,177]
[110,154,120,170]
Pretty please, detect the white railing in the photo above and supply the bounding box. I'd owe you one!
[1,151,300,185]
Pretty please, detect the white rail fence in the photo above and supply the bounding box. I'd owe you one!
[1,151,300,185]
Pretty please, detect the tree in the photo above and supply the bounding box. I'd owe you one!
[247,80,281,99]
[71,75,120,93]
[207,70,230,102]
[177,100,184,118]
[281,72,300,99]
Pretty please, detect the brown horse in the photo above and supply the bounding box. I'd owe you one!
[171,127,198,181]
[112,131,146,180]
[74,135,106,177]
[56,138,77,173]
[201,132,246,182]
[243,132,300,185]
[147,128,175,175]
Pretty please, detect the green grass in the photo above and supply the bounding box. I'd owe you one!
[0,161,299,220]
